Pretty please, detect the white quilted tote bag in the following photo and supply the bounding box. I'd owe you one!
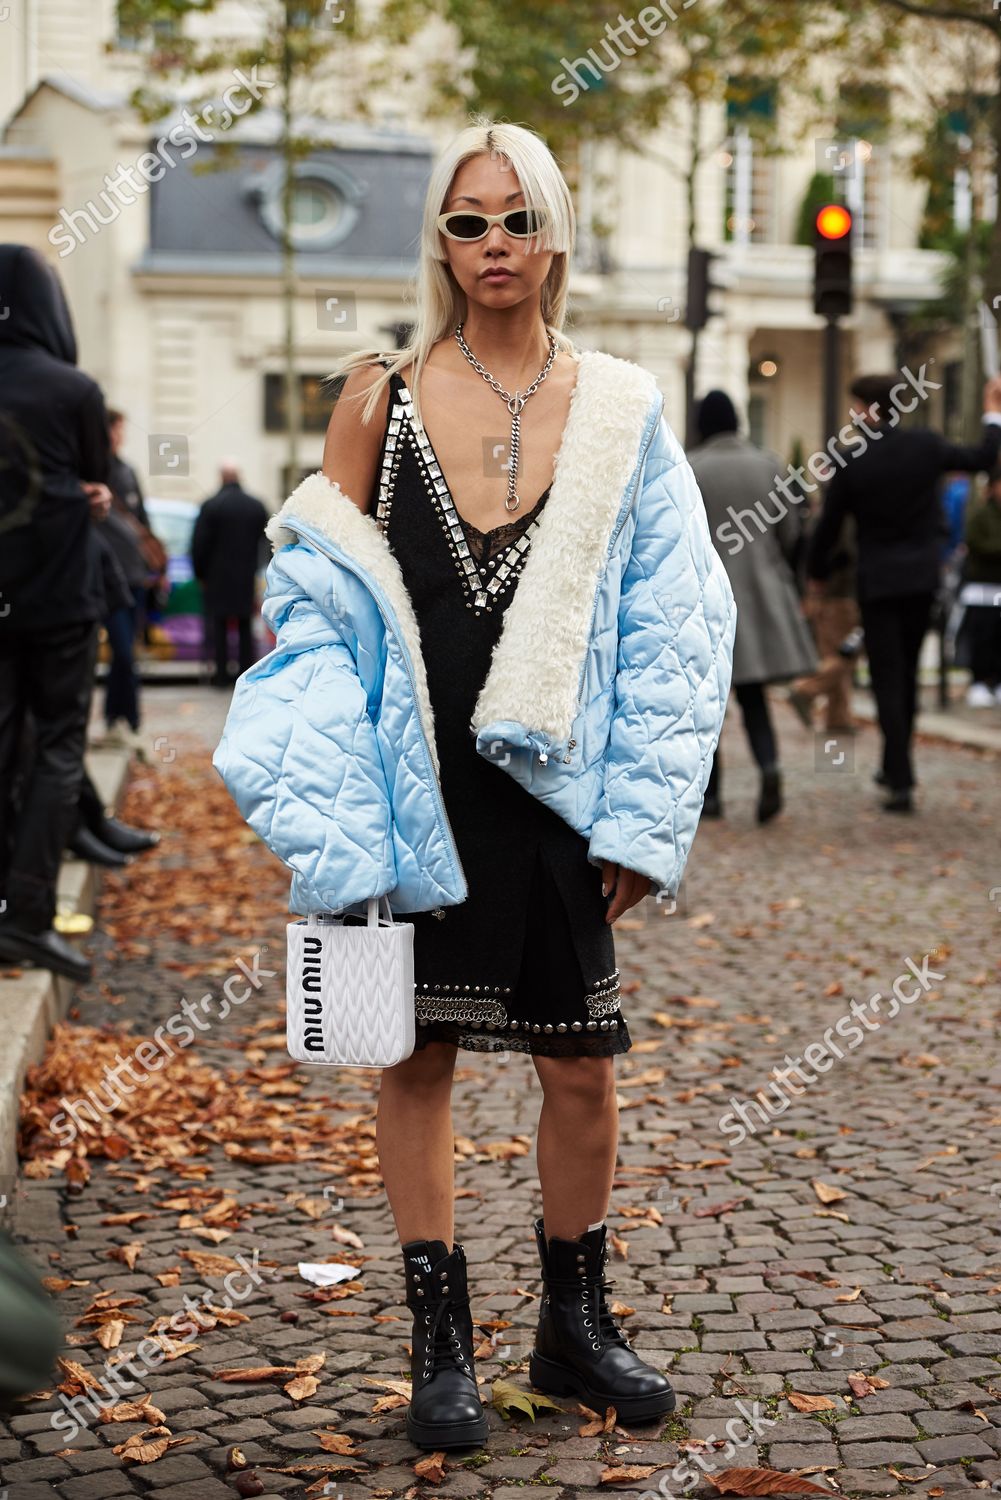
[285,896,415,1068]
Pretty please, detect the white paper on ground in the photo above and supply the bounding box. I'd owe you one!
[297,1261,360,1287]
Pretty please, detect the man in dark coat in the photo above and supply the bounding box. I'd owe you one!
[0,244,111,980]
[191,462,269,685]
[808,371,1001,810]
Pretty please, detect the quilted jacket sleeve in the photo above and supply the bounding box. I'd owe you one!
[587,415,736,897]
[212,541,397,913]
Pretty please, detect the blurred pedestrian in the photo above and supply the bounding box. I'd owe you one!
[689,390,817,823]
[959,461,1001,706]
[808,373,1001,811]
[789,511,860,735]
[191,461,269,686]
[0,244,111,981]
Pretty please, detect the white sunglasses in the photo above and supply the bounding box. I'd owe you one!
[436,207,549,242]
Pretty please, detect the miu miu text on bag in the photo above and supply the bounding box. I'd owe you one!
[285,896,415,1068]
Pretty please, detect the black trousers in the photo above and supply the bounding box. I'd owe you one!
[706,681,778,800]
[967,603,1001,685]
[859,590,934,792]
[0,621,98,932]
[207,613,254,680]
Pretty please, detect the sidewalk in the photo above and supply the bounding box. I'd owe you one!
[0,746,131,1191]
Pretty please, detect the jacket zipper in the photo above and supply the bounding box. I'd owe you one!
[281,521,468,900]
[571,394,665,718]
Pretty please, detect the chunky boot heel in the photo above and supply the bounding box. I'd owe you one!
[402,1238,488,1450]
[530,1216,676,1424]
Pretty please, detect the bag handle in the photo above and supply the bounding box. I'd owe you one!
[366,894,394,927]
[312,894,395,926]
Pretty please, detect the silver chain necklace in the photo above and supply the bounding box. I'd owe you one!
[453,322,558,512]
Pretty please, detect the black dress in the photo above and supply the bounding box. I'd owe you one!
[374,367,630,1058]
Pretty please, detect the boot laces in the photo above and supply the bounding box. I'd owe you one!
[590,1273,631,1347]
[420,1290,474,1382]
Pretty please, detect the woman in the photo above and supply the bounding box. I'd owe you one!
[214,120,736,1450]
[688,390,816,823]
[959,462,1001,706]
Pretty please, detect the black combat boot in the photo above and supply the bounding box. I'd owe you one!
[529,1217,675,1423]
[402,1238,488,1450]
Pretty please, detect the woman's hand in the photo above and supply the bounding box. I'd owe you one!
[600,861,652,924]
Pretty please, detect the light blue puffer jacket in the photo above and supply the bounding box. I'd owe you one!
[213,350,736,915]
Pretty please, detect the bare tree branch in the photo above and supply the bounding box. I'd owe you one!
[868,0,997,35]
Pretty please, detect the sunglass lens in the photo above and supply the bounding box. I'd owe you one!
[506,209,546,236]
[445,214,489,239]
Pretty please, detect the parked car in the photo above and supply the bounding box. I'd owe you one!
[144,497,272,665]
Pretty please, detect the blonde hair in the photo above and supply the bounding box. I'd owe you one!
[326,116,577,429]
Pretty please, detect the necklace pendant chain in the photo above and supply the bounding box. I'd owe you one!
[454,322,556,514]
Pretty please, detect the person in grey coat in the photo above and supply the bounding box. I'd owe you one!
[688,391,817,822]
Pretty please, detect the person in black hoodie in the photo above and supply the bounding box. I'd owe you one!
[808,371,1001,811]
[0,244,113,980]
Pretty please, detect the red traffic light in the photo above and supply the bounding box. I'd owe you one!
[816,204,852,240]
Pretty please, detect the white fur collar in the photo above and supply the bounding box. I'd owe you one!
[266,349,660,767]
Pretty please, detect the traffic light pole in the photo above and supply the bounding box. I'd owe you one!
[823,316,841,444]
[685,329,700,449]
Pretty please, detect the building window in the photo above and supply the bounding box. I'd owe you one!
[833,83,890,251]
[264,374,342,434]
[249,161,363,251]
[723,79,777,245]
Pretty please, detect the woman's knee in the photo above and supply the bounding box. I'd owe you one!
[533,1053,616,1108]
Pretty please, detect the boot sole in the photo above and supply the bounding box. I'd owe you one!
[405,1407,488,1449]
[529,1352,676,1422]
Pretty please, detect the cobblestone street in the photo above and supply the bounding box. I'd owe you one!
[3,685,1000,1500]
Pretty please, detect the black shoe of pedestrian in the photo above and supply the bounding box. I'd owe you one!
[529,1217,675,1424]
[402,1239,487,1450]
[0,924,92,983]
[95,818,160,854]
[702,793,722,819]
[757,767,782,824]
[882,789,913,813]
[66,827,133,868]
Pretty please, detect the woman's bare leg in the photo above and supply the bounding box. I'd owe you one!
[377,1041,459,1244]
[531,1054,619,1240]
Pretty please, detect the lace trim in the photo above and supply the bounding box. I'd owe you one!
[459,490,552,567]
